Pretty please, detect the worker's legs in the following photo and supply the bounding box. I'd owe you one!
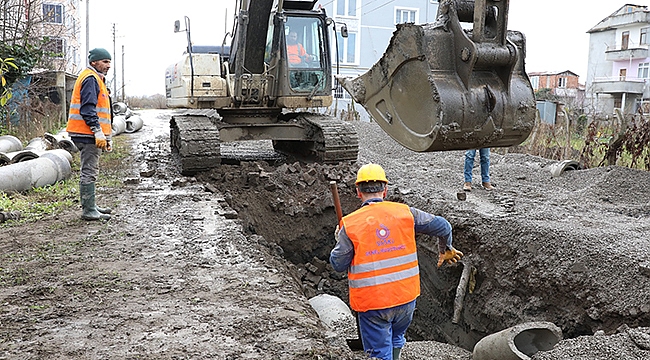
[78,142,101,184]
[478,148,491,183]
[464,150,476,183]
[358,300,416,360]
[390,299,416,357]
[76,143,110,220]
[464,149,477,184]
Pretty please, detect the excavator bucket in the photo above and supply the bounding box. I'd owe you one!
[337,0,536,152]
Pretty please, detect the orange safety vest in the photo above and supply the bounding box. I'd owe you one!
[341,201,420,312]
[66,68,112,136]
[286,43,306,64]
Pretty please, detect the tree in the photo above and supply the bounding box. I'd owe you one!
[0,56,18,106]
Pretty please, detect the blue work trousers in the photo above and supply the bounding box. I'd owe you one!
[358,300,416,360]
[464,148,490,183]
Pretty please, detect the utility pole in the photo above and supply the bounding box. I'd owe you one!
[121,45,125,102]
[85,0,90,66]
[112,23,117,96]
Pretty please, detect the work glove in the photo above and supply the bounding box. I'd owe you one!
[437,247,463,267]
[106,139,113,152]
[94,129,108,151]
[334,225,340,243]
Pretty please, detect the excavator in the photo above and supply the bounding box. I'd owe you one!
[165,0,536,175]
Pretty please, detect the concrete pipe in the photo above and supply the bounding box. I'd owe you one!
[309,294,358,339]
[473,321,563,360]
[549,160,581,177]
[44,131,79,153]
[112,102,128,115]
[112,115,127,136]
[0,135,23,153]
[0,149,72,193]
[25,137,49,151]
[0,153,11,166]
[6,150,40,163]
[125,115,144,133]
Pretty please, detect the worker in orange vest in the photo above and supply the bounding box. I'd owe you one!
[330,163,463,360]
[286,31,312,66]
[66,48,113,221]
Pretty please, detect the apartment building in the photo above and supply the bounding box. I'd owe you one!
[316,0,440,119]
[0,0,81,73]
[39,0,82,74]
[586,4,650,115]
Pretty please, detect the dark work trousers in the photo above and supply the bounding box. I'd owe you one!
[76,142,101,184]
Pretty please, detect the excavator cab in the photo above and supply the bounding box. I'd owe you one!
[283,16,327,92]
[337,0,537,152]
[264,5,333,108]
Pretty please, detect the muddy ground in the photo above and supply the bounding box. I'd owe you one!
[1,109,650,359]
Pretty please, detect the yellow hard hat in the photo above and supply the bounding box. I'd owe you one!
[355,163,388,184]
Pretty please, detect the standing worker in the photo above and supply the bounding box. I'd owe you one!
[330,164,463,360]
[66,48,113,221]
[463,148,494,191]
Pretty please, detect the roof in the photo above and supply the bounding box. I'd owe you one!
[587,4,649,33]
[528,70,579,77]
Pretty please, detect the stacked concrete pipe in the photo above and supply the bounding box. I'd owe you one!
[0,149,72,192]
[472,321,563,360]
[112,102,128,115]
[112,115,127,136]
[1,137,50,164]
[0,135,23,153]
[125,115,144,133]
[44,130,78,153]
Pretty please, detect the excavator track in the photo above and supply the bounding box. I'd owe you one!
[170,110,222,175]
[273,114,359,163]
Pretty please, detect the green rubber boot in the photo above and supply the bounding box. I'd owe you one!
[392,347,401,360]
[80,183,111,221]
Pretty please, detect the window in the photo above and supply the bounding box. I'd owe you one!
[641,28,649,45]
[43,3,63,24]
[336,0,357,17]
[622,31,630,50]
[530,76,539,90]
[44,37,65,58]
[638,62,650,79]
[336,30,357,64]
[395,8,417,24]
[557,77,566,88]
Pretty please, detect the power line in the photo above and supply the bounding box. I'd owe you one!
[362,0,397,16]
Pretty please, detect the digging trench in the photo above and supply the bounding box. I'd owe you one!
[189,141,649,355]
[194,159,530,351]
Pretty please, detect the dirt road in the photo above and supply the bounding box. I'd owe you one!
[1,109,649,359]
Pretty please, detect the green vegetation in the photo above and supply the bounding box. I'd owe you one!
[509,112,650,171]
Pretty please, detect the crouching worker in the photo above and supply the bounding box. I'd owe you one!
[66,48,113,221]
[329,163,463,360]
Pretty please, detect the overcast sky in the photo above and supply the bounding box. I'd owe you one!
[85,0,643,96]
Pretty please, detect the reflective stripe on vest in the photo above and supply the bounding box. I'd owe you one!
[342,201,420,312]
[66,68,112,136]
[349,253,419,288]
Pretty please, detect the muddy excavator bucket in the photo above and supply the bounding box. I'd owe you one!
[337,0,536,152]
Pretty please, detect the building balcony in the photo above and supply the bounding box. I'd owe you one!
[592,77,646,94]
[605,47,649,61]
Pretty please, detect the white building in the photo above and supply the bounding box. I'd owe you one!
[586,4,650,115]
[316,0,440,120]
